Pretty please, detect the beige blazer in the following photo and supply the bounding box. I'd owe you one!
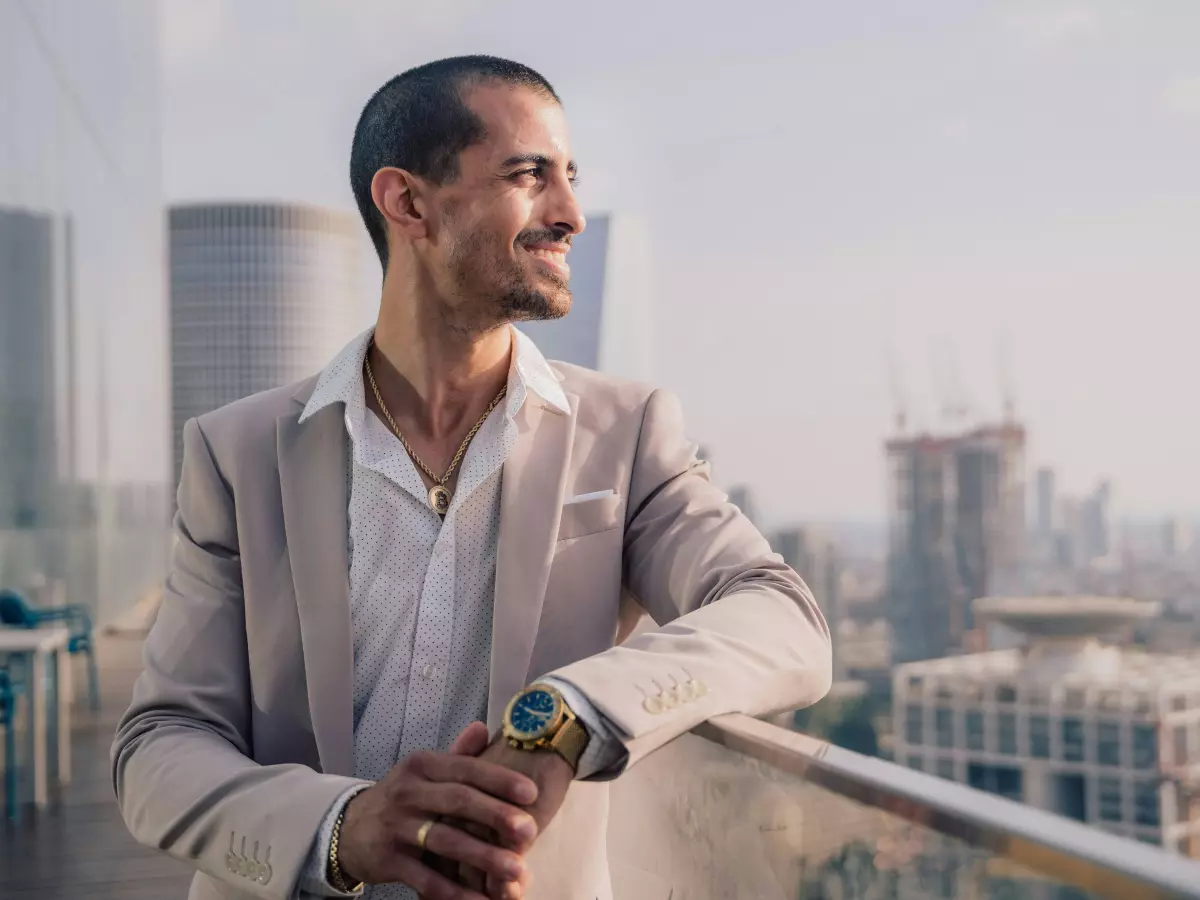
[112,361,831,900]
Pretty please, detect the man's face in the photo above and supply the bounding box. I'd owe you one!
[427,83,585,331]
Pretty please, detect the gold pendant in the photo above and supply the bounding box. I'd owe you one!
[428,484,451,515]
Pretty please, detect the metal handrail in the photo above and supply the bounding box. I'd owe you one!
[692,713,1200,899]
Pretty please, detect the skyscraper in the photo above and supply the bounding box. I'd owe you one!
[1082,480,1113,562]
[727,485,761,529]
[169,202,366,485]
[886,423,1026,663]
[0,208,56,529]
[1163,516,1193,559]
[1,0,168,623]
[771,526,842,678]
[515,213,653,382]
[1036,466,1056,544]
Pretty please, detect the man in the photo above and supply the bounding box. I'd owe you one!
[113,56,830,900]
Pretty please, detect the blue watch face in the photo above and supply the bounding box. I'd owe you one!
[510,688,558,736]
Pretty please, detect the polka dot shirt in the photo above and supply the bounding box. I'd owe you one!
[297,326,569,900]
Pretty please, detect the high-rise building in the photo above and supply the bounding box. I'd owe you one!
[726,485,760,530]
[893,597,1200,857]
[1056,496,1084,568]
[1,0,169,623]
[885,423,1026,663]
[1053,480,1115,567]
[1036,467,1056,544]
[1082,480,1114,562]
[0,208,56,529]
[169,202,365,485]
[771,526,842,678]
[1163,517,1194,559]
[515,213,652,383]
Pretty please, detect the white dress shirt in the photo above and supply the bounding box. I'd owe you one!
[296,327,622,899]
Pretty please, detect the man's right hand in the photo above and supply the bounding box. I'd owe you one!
[336,722,539,900]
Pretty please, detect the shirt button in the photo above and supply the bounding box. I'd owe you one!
[422,664,437,680]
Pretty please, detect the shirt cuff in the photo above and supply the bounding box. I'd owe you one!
[537,676,630,781]
[300,784,372,897]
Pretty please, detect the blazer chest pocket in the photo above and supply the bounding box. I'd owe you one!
[557,493,622,541]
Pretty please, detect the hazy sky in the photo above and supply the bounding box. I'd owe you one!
[160,0,1200,524]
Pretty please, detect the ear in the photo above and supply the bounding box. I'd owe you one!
[370,167,429,242]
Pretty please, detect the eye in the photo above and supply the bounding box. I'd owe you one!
[511,167,541,182]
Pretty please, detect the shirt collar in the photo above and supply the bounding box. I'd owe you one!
[509,325,570,414]
[299,324,570,425]
[299,327,373,424]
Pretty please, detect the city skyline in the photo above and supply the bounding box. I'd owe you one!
[158,1,1200,523]
[5,2,1200,886]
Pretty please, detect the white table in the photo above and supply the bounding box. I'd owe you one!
[0,627,73,806]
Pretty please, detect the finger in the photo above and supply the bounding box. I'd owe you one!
[411,752,538,805]
[410,782,536,848]
[487,865,532,900]
[453,825,528,900]
[381,852,489,900]
[414,817,526,884]
[459,817,531,855]
[457,861,486,894]
[449,721,490,757]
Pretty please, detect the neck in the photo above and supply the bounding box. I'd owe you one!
[370,272,512,441]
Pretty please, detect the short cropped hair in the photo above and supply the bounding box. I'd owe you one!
[350,55,560,269]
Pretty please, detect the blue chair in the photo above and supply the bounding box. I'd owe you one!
[0,664,25,821]
[0,590,99,712]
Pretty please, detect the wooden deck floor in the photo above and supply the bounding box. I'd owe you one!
[0,636,194,899]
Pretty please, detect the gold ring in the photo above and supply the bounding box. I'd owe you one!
[416,819,436,850]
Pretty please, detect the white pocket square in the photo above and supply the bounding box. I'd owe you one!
[564,489,616,505]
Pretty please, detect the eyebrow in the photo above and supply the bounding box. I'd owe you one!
[500,153,578,177]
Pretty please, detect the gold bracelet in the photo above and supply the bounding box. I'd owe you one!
[328,807,364,893]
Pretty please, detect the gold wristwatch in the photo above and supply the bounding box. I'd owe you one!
[502,683,590,772]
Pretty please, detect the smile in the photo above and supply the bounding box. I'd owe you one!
[522,244,570,277]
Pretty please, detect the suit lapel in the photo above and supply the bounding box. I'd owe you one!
[488,395,577,730]
[277,401,354,776]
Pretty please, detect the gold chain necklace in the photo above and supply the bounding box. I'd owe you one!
[363,344,507,516]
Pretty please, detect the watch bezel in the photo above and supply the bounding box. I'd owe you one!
[503,684,567,742]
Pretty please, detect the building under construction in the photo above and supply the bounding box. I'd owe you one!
[886,422,1026,663]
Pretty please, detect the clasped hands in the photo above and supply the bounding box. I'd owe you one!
[337,721,573,900]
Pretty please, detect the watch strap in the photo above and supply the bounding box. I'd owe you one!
[549,716,589,772]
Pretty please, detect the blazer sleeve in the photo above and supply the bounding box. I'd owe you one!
[110,417,367,899]
[547,389,832,769]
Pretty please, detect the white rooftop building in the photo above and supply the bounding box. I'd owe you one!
[169,202,364,487]
[516,212,652,383]
[893,597,1200,858]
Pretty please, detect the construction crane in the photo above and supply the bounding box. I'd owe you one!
[998,334,1017,424]
[885,347,909,436]
[932,341,972,430]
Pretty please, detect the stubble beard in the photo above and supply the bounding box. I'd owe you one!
[449,230,572,333]
[498,273,571,323]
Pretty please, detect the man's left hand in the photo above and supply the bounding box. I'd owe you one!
[454,738,573,900]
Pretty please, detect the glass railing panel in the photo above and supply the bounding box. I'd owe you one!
[607,716,1200,900]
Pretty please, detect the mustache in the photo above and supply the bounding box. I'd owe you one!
[516,227,572,247]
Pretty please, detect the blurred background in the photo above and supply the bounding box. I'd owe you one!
[3,1,1200,897]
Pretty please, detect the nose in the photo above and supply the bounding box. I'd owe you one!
[547,173,585,239]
